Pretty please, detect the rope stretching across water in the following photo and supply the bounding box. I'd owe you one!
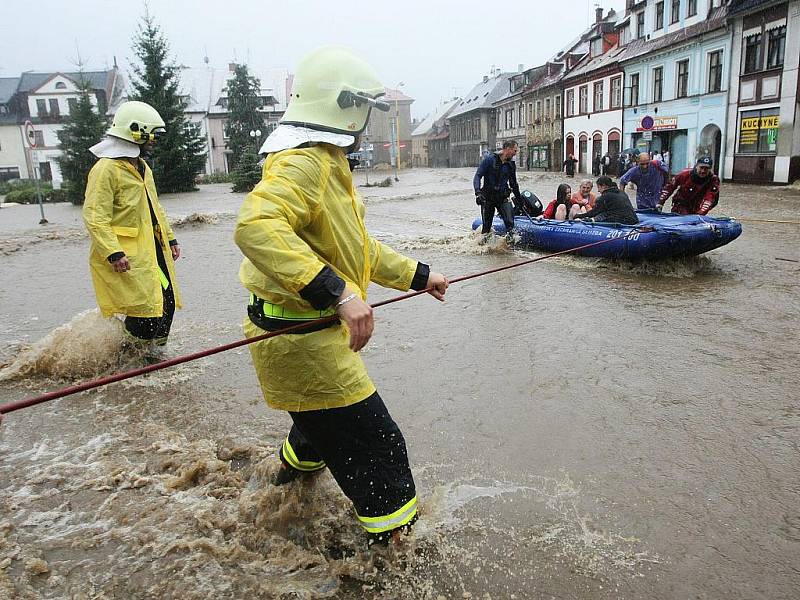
[0,228,649,420]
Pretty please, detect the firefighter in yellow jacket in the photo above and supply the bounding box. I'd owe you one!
[83,101,181,355]
[235,47,449,544]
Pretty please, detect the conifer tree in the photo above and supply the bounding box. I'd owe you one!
[231,149,261,193]
[128,9,205,192]
[225,63,264,172]
[56,76,107,204]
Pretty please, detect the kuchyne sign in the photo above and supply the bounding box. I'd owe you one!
[636,116,678,132]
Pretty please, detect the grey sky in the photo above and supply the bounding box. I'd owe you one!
[1,0,626,119]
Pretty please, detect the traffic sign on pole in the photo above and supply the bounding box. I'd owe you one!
[24,120,37,148]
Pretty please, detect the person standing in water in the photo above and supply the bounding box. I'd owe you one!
[235,47,449,545]
[83,101,181,361]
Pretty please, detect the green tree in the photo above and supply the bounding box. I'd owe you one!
[56,76,108,204]
[231,149,261,193]
[225,63,264,172]
[128,9,205,193]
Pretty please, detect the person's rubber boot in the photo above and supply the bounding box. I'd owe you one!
[271,464,304,486]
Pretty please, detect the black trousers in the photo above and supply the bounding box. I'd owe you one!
[281,391,417,537]
[480,194,515,234]
[125,240,174,345]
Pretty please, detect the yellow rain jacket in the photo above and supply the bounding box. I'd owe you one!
[83,158,182,318]
[236,144,419,411]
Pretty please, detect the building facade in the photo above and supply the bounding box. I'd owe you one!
[493,69,528,167]
[562,10,625,176]
[724,0,800,182]
[365,87,413,168]
[0,69,121,185]
[522,63,566,171]
[411,97,460,167]
[447,72,511,168]
[620,1,732,174]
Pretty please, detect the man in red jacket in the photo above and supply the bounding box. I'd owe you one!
[658,156,720,215]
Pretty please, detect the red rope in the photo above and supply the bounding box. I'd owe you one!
[0,229,646,419]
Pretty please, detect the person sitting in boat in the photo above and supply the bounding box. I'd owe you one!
[573,176,639,225]
[541,184,582,220]
[570,180,596,214]
[657,156,720,215]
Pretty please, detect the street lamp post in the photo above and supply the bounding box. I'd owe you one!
[392,82,404,182]
[249,128,262,151]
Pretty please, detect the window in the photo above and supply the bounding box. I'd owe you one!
[55,81,67,90]
[36,98,47,116]
[67,97,78,113]
[505,109,513,130]
[670,0,680,24]
[656,2,664,29]
[545,97,551,119]
[611,76,622,108]
[535,100,541,121]
[555,95,561,119]
[591,37,603,57]
[737,108,779,153]
[518,104,523,127]
[676,60,689,98]
[636,11,645,38]
[708,51,723,92]
[579,85,588,114]
[566,89,574,117]
[653,67,663,102]
[34,131,45,147]
[528,102,533,123]
[630,73,640,106]
[767,26,786,68]
[593,81,604,111]
[744,33,762,74]
[49,98,60,117]
[687,0,697,17]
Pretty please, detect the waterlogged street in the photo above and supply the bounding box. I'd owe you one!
[1,168,799,599]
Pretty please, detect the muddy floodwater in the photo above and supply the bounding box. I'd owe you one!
[1,168,798,599]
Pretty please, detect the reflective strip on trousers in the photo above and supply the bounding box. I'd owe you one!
[281,438,326,472]
[357,496,418,534]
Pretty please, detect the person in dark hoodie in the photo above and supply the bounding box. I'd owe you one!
[573,176,638,225]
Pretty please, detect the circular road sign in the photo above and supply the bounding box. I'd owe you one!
[24,120,37,148]
[641,115,655,131]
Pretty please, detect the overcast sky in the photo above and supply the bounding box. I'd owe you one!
[1,0,626,119]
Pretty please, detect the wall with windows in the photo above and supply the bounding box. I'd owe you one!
[724,0,800,183]
[563,71,624,174]
[0,124,29,180]
[633,0,719,43]
[621,23,730,173]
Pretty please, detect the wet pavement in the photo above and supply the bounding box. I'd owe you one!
[1,168,799,599]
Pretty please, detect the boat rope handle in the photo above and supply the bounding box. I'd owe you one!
[0,227,652,421]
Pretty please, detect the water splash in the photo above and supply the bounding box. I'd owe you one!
[0,309,125,381]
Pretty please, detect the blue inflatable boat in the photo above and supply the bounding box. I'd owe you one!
[471,210,742,259]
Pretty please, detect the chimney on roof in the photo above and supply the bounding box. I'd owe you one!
[596,6,604,22]
[228,62,237,73]
[483,75,488,83]
[518,63,524,73]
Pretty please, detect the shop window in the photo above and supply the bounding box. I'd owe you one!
[676,60,689,98]
[743,33,762,74]
[767,26,786,69]
[737,109,779,154]
[708,51,723,93]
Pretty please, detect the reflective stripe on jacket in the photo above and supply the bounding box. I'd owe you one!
[83,158,181,318]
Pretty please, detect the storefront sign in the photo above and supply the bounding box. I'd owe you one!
[636,116,678,132]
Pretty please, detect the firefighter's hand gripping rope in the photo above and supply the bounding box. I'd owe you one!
[0,227,650,424]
